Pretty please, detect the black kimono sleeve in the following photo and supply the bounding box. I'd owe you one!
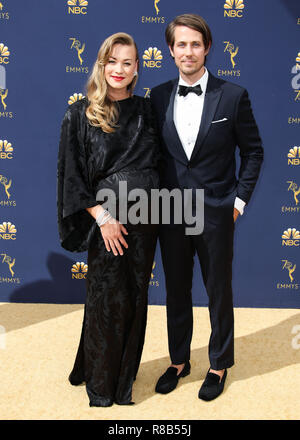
[57,103,98,252]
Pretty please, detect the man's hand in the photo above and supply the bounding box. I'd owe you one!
[233,207,240,223]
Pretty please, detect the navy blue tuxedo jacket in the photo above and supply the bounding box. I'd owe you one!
[150,73,263,225]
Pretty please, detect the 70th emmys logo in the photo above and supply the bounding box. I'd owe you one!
[217,41,240,78]
[67,0,88,15]
[141,0,165,24]
[0,252,15,276]
[70,38,85,65]
[291,52,300,102]
[0,64,10,117]
[224,0,245,18]
[0,87,8,110]
[282,180,300,214]
[224,41,239,69]
[276,259,298,290]
[0,252,20,283]
[0,2,9,20]
[149,261,159,287]
[143,88,151,98]
[66,38,89,74]
[143,47,163,68]
[0,174,12,199]
[287,181,300,206]
[282,260,296,283]
[0,174,15,207]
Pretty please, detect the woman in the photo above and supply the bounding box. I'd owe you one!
[57,33,160,407]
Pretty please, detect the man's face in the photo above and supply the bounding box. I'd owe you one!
[169,26,210,83]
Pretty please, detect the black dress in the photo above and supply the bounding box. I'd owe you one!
[57,95,160,406]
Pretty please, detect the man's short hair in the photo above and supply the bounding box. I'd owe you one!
[165,14,212,50]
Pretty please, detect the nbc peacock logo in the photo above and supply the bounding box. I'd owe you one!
[0,139,13,159]
[71,262,88,279]
[224,0,245,18]
[68,93,85,105]
[0,221,17,240]
[282,228,300,246]
[287,146,300,165]
[0,43,10,64]
[143,47,163,68]
[67,0,88,15]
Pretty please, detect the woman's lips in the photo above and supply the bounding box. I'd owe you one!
[111,76,125,81]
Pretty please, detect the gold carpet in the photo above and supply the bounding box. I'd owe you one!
[0,303,299,420]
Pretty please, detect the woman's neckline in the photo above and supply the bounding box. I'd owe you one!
[114,95,134,103]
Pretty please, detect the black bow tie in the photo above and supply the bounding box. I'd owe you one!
[178,84,203,97]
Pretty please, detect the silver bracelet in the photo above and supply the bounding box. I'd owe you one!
[96,209,109,227]
[99,212,112,226]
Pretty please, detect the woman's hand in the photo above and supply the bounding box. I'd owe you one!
[86,204,128,256]
[100,217,128,256]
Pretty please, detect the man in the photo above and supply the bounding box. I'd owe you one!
[150,14,263,401]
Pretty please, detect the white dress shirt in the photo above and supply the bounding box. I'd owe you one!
[173,68,245,215]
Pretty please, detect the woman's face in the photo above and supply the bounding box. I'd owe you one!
[104,44,137,95]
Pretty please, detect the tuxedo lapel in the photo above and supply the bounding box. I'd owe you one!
[190,74,223,163]
[162,79,189,165]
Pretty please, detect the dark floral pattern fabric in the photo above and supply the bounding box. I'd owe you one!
[57,96,160,406]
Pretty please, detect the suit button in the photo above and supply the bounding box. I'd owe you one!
[187,164,191,169]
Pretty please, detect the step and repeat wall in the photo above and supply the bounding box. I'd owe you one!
[0,0,299,307]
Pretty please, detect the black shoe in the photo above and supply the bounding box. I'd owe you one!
[68,373,84,386]
[198,368,227,401]
[155,361,191,394]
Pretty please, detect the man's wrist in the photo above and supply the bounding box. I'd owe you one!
[234,197,246,215]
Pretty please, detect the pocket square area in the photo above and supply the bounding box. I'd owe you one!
[211,118,228,124]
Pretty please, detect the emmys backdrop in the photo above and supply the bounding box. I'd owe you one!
[0,0,299,308]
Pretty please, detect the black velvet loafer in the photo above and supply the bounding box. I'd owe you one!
[198,368,227,401]
[155,361,191,394]
[68,373,84,386]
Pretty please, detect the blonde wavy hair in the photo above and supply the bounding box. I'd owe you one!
[85,33,139,133]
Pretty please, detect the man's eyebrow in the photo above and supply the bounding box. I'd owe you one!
[175,40,201,44]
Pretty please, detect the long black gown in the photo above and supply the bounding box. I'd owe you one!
[57,95,160,407]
